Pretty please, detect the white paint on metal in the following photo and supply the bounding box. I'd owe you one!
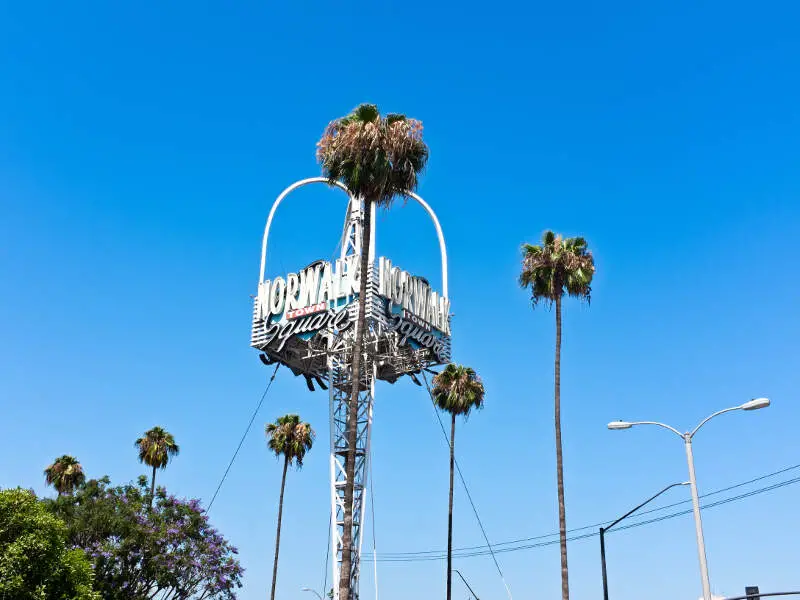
[405,191,449,299]
[259,177,353,284]
[259,180,449,300]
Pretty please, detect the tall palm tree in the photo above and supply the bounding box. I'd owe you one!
[317,103,428,600]
[519,231,594,600]
[44,455,86,496]
[431,364,485,600]
[266,414,315,600]
[135,426,179,505]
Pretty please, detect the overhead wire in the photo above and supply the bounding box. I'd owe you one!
[322,513,331,599]
[377,461,800,557]
[207,363,280,510]
[370,448,379,600]
[366,474,800,562]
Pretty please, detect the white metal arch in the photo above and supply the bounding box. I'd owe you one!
[259,177,352,284]
[259,177,449,298]
[405,190,449,298]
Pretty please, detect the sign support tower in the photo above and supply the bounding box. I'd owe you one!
[252,178,451,600]
[328,195,375,600]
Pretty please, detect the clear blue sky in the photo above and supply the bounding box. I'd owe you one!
[1,1,799,599]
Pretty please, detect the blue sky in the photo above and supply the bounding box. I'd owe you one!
[1,1,799,599]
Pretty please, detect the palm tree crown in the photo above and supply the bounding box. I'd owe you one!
[44,455,86,495]
[432,364,485,418]
[136,426,180,470]
[266,414,315,467]
[316,103,429,205]
[519,231,595,305]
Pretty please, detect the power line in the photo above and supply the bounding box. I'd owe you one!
[370,448,379,600]
[207,364,280,510]
[366,475,800,562]
[378,461,800,557]
[322,513,331,599]
[421,371,514,600]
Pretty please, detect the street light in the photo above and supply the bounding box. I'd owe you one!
[301,587,324,600]
[453,570,481,600]
[607,398,770,600]
[600,482,689,600]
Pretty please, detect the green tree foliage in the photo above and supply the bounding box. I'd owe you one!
[317,103,428,600]
[431,364,485,600]
[135,426,180,504]
[44,455,86,496]
[0,488,99,600]
[265,415,315,600]
[519,230,595,600]
[47,477,243,600]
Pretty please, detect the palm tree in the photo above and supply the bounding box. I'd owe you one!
[135,426,179,505]
[317,103,428,600]
[44,455,86,496]
[431,364,485,600]
[519,231,595,600]
[266,414,315,600]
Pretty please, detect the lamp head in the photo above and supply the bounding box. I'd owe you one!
[741,397,770,411]
[608,421,633,430]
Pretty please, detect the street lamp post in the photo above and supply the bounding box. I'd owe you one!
[453,569,481,600]
[301,587,324,600]
[600,482,689,600]
[608,397,770,600]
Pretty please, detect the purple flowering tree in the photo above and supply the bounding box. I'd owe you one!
[48,477,243,600]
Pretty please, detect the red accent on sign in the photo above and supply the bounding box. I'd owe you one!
[285,302,327,320]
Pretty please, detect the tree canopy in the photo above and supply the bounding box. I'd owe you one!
[431,364,485,418]
[519,231,595,307]
[44,455,86,496]
[266,414,315,468]
[47,477,243,600]
[316,103,429,205]
[0,488,99,600]
[135,426,180,471]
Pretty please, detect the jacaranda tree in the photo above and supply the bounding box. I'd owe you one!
[47,476,243,600]
[265,414,314,600]
[317,103,428,600]
[519,231,595,600]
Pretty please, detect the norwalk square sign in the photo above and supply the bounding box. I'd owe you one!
[251,255,451,381]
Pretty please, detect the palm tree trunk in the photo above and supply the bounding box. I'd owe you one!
[340,197,373,600]
[150,465,157,508]
[271,456,289,600]
[447,413,456,600]
[554,295,569,600]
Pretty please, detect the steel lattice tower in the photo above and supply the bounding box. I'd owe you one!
[328,196,375,600]
[252,178,450,600]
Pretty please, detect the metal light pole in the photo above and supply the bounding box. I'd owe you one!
[301,587,324,600]
[600,482,688,600]
[608,397,770,600]
[453,570,481,600]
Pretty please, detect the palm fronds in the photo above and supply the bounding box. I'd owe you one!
[316,103,428,206]
[520,230,595,307]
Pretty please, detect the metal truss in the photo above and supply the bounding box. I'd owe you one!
[254,181,450,600]
[328,196,373,600]
[328,353,374,600]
